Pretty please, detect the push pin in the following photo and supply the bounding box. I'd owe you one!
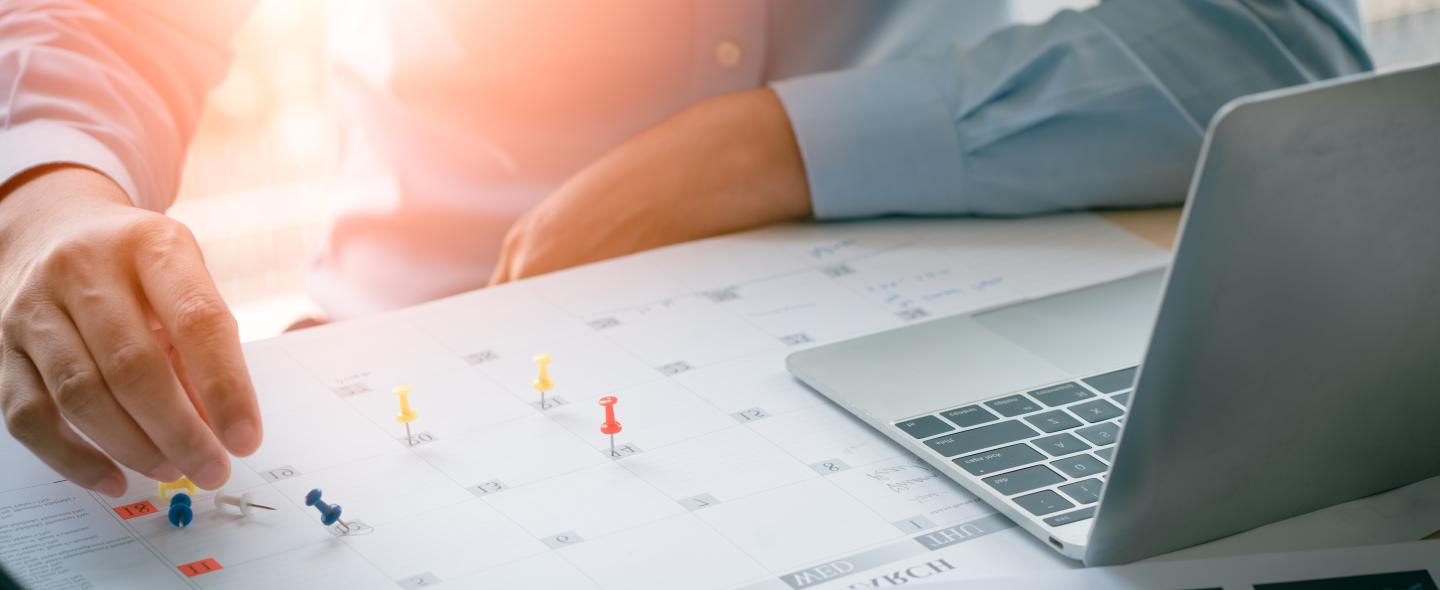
[305,488,350,533]
[394,385,418,445]
[157,477,197,500]
[599,395,622,457]
[167,493,193,528]
[533,354,554,410]
[214,492,276,517]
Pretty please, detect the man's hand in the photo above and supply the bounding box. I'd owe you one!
[489,88,813,283]
[0,166,260,496]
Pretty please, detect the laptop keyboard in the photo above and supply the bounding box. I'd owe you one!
[894,366,1136,528]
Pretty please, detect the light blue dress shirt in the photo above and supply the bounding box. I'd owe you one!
[0,0,1371,318]
[774,0,1372,218]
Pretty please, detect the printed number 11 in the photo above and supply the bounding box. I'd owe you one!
[178,558,223,577]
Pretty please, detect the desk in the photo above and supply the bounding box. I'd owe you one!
[1100,208,1182,249]
[4,208,1432,589]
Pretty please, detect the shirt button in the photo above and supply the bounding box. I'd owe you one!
[714,39,743,68]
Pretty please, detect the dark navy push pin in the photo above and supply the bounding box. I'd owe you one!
[305,488,350,532]
[167,493,194,528]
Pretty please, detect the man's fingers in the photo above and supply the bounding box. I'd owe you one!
[487,263,510,286]
[134,225,260,456]
[489,226,521,286]
[18,305,181,481]
[1,347,126,496]
[63,285,231,490]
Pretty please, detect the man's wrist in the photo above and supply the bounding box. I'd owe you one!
[0,164,131,205]
[0,165,131,235]
[678,88,812,232]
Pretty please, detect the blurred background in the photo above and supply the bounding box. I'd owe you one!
[168,0,1440,341]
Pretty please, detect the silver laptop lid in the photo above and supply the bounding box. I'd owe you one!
[1088,63,1440,565]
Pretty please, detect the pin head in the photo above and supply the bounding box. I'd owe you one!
[168,493,193,528]
[394,385,417,423]
[305,489,342,526]
[215,492,257,517]
[319,505,341,526]
[533,354,554,391]
[599,396,622,435]
[157,477,197,499]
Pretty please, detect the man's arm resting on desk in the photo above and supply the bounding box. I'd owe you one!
[493,0,1371,281]
[489,88,812,283]
[0,1,260,495]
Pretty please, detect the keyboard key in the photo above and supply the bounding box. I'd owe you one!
[1094,447,1115,461]
[1024,410,1082,433]
[1044,506,1096,527]
[1013,490,1074,516]
[1075,422,1120,446]
[941,405,998,428]
[954,444,1045,476]
[1028,382,1094,407]
[983,465,1065,495]
[1058,478,1104,504]
[986,395,1041,417]
[1031,433,1091,457]
[923,420,1039,457]
[1083,366,1138,393]
[1112,392,1131,406]
[1069,399,1124,423]
[1051,454,1108,478]
[895,415,953,440]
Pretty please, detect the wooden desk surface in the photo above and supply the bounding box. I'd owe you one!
[1099,208,1183,249]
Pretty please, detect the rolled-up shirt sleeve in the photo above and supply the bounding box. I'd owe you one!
[773,0,1372,219]
[0,0,252,210]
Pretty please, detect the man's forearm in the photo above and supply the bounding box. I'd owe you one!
[0,1,253,211]
[489,88,811,283]
[634,88,812,240]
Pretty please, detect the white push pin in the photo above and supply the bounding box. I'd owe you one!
[214,492,276,517]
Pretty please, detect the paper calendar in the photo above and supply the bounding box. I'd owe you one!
[0,214,1171,589]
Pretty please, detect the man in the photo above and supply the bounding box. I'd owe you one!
[0,1,1369,497]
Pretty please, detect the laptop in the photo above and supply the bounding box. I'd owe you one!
[786,63,1440,566]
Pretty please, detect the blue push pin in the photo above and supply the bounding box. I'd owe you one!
[304,489,350,532]
[168,493,194,528]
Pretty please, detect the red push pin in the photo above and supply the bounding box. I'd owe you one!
[599,396,622,457]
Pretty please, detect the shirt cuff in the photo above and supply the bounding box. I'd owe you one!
[771,60,967,219]
[0,121,140,206]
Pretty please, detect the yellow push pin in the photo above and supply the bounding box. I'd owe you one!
[157,477,197,499]
[393,385,418,445]
[532,354,554,410]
